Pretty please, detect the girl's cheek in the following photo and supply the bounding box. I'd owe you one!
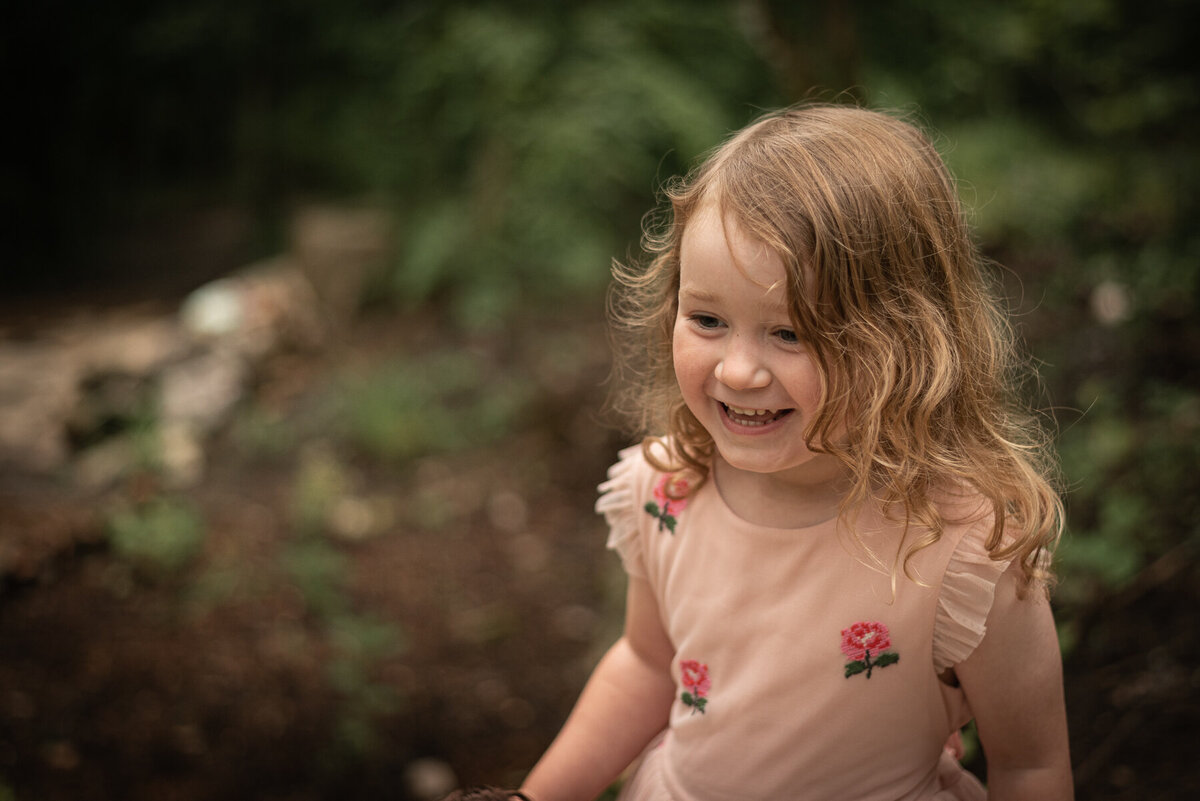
[672,338,710,379]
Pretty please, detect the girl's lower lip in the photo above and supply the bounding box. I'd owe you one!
[717,403,793,435]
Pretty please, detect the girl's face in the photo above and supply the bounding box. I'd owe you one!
[673,205,839,487]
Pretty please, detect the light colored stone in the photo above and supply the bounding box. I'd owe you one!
[0,343,78,470]
[73,437,138,489]
[160,347,247,433]
[403,757,458,801]
[291,204,390,326]
[159,422,206,488]
[180,257,324,356]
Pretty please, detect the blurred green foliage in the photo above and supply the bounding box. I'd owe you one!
[285,448,407,760]
[106,496,207,575]
[372,1,773,325]
[327,349,534,461]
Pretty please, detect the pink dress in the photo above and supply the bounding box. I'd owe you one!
[596,444,1011,801]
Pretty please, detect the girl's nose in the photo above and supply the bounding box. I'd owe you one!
[714,341,771,390]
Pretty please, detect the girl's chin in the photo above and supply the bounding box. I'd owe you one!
[715,446,847,486]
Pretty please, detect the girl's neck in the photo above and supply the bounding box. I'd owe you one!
[712,453,852,529]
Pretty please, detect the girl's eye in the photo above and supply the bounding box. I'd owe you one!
[776,328,800,344]
[691,314,722,330]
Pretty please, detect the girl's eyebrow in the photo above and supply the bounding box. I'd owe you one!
[679,284,790,315]
[678,286,721,304]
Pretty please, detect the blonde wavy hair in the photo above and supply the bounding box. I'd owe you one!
[608,104,1062,591]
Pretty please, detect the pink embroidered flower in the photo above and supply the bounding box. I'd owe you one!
[840,621,891,661]
[680,659,710,714]
[841,621,899,679]
[680,660,710,695]
[644,472,691,534]
[653,473,691,510]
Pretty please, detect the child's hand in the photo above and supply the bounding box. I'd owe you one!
[441,789,531,801]
[944,730,965,761]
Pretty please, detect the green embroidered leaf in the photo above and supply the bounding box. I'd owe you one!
[844,660,867,678]
[875,652,900,668]
[663,515,677,534]
[644,501,661,516]
[682,691,708,713]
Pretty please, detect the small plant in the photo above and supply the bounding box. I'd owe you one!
[283,451,408,760]
[282,538,351,618]
[232,403,298,460]
[329,349,532,463]
[292,446,351,536]
[326,612,407,755]
[281,541,409,759]
[106,495,206,575]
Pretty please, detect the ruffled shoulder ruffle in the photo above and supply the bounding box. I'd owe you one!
[595,442,668,578]
[932,520,1015,672]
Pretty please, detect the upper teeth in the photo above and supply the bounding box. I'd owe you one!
[727,405,774,416]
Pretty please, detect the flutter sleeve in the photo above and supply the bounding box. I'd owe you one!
[595,444,648,578]
[932,522,1016,672]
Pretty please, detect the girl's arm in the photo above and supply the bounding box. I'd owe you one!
[955,562,1074,801]
[519,576,676,801]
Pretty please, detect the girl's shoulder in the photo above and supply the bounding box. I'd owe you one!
[596,438,697,505]
[595,444,656,578]
[596,438,702,575]
[931,490,1029,672]
[596,442,658,504]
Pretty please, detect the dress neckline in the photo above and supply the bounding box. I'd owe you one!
[708,461,846,534]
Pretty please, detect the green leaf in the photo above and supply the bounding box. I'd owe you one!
[875,652,900,668]
[844,661,867,678]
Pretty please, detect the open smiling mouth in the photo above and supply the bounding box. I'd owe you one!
[720,403,794,428]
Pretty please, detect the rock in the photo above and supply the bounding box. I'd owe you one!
[0,202,377,478]
[0,309,191,473]
[179,256,324,356]
[327,495,392,542]
[291,204,390,329]
[158,422,206,488]
[0,342,78,470]
[404,757,459,801]
[1090,279,1132,326]
[159,347,247,434]
[73,436,139,490]
[65,370,152,448]
[68,315,188,375]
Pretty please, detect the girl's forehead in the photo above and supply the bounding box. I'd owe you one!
[683,204,769,260]
[681,204,791,289]
[679,205,791,304]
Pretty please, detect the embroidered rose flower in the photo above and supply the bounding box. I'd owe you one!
[841,621,900,679]
[680,659,710,714]
[644,472,691,534]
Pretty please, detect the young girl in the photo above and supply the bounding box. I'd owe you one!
[517,105,1073,800]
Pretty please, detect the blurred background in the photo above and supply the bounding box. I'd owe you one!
[0,0,1196,799]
